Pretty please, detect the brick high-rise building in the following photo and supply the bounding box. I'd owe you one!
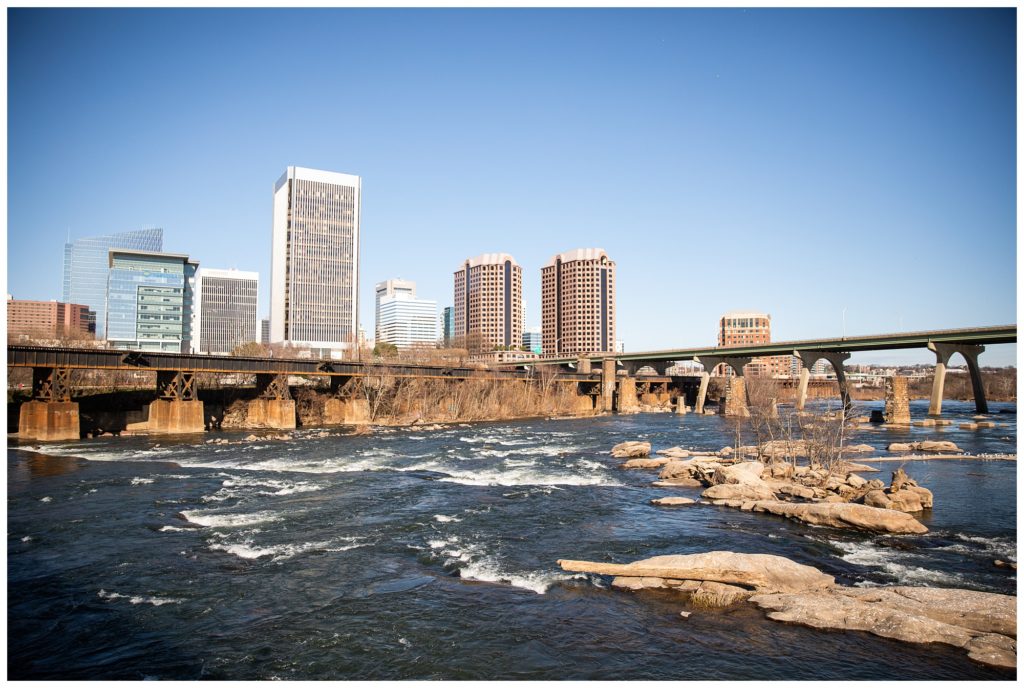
[453,253,522,352]
[7,297,95,341]
[541,248,616,355]
[717,311,790,377]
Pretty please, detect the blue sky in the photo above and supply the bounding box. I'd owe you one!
[7,8,1017,365]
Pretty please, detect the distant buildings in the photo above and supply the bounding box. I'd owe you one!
[375,279,416,341]
[717,311,790,377]
[63,228,163,338]
[453,253,522,351]
[441,306,455,346]
[375,279,438,349]
[261,318,270,345]
[105,249,197,353]
[271,166,361,353]
[194,268,259,354]
[7,297,95,341]
[541,248,616,355]
[522,326,542,354]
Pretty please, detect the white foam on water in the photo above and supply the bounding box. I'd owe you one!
[209,536,367,561]
[948,533,1017,561]
[831,539,968,587]
[21,536,32,542]
[180,509,281,528]
[130,478,155,486]
[220,475,323,496]
[39,497,52,503]
[437,465,618,487]
[425,535,570,594]
[433,514,462,523]
[98,589,183,606]
[159,526,192,533]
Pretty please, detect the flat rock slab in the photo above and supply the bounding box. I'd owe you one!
[750,586,1017,669]
[651,497,696,506]
[652,478,704,488]
[622,457,671,469]
[746,500,929,534]
[558,551,835,594]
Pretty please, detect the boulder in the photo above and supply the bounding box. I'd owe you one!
[917,440,961,453]
[703,482,777,502]
[887,442,914,452]
[750,586,1016,669]
[847,473,867,488]
[843,444,875,454]
[711,461,766,486]
[651,497,696,506]
[749,500,928,534]
[888,487,934,512]
[776,484,816,500]
[622,457,671,469]
[976,421,996,429]
[960,422,979,430]
[611,441,651,458]
[656,447,690,458]
[768,462,795,480]
[558,551,835,594]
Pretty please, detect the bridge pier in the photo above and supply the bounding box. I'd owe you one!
[600,359,617,412]
[794,350,851,410]
[617,376,639,413]
[928,343,986,416]
[694,355,751,415]
[19,367,81,441]
[148,371,204,434]
[247,374,297,429]
[324,375,370,425]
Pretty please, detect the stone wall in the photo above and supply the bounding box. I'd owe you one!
[723,377,750,417]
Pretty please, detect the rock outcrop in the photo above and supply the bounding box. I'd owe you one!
[611,441,652,458]
[558,551,836,594]
[887,440,962,453]
[621,457,671,469]
[703,483,778,502]
[750,586,1017,669]
[651,497,696,506]
[743,500,928,534]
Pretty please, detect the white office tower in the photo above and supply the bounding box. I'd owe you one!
[271,166,361,352]
[377,281,438,349]
[375,278,416,341]
[194,268,259,354]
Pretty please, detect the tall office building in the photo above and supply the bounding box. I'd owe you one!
[441,306,455,346]
[541,248,616,355]
[63,228,163,338]
[375,279,416,341]
[194,268,259,354]
[261,318,270,345]
[377,282,438,349]
[7,297,95,341]
[271,166,361,351]
[105,249,197,352]
[453,253,522,351]
[717,311,790,377]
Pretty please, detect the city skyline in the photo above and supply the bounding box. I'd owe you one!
[7,8,1017,365]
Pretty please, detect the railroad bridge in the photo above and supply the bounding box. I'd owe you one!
[7,324,1016,440]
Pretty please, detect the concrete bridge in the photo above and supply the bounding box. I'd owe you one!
[524,324,1016,417]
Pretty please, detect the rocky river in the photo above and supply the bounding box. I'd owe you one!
[7,400,1017,679]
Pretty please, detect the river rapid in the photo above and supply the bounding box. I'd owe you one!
[7,400,1017,680]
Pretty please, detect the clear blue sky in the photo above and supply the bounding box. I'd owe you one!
[7,8,1017,365]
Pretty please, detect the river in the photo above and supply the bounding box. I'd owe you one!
[7,399,1017,679]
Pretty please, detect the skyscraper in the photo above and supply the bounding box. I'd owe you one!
[541,248,616,355]
[63,228,163,338]
[376,280,438,349]
[441,306,455,346]
[270,166,361,352]
[194,268,259,354]
[375,279,416,342]
[453,253,522,352]
[105,249,197,353]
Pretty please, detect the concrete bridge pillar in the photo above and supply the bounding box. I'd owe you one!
[19,367,80,441]
[149,371,204,434]
[600,359,617,412]
[577,357,592,374]
[793,350,818,411]
[617,376,639,413]
[694,355,751,414]
[250,373,296,429]
[928,342,986,416]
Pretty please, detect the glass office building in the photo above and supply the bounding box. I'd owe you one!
[106,249,197,352]
[63,228,163,339]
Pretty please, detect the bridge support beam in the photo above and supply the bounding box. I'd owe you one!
[928,343,986,416]
[149,371,204,434]
[19,367,80,441]
[820,352,852,410]
[795,351,851,410]
[793,351,818,411]
[324,375,369,425]
[249,374,296,429]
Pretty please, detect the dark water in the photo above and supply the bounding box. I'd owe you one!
[8,400,1017,680]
